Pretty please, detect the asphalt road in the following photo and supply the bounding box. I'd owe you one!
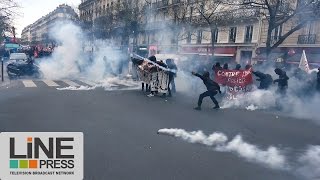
[0,80,319,180]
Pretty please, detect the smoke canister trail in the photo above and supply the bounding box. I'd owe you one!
[158,128,287,169]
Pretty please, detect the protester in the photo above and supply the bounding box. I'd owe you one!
[147,56,158,97]
[212,62,222,72]
[235,64,241,70]
[156,60,168,98]
[253,71,273,90]
[192,71,221,110]
[166,59,177,97]
[274,68,289,94]
[223,63,229,70]
[245,64,252,70]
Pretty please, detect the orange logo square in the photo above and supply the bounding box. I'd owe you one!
[27,137,32,142]
[29,160,38,169]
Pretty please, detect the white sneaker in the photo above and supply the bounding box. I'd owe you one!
[147,93,154,97]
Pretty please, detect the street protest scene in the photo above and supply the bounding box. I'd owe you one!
[1,0,320,180]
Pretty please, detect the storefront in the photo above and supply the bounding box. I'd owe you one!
[179,45,237,64]
[253,47,320,68]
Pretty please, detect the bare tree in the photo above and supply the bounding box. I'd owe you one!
[167,1,192,46]
[0,0,19,39]
[231,0,320,59]
[113,0,144,45]
[192,0,231,58]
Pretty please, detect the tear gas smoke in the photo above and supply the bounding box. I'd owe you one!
[158,128,320,178]
[57,86,96,91]
[158,128,286,169]
[177,59,320,123]
[39,22,84,80]
[219,135,286,169]
[296,145,320,179]
[38,21,136,89]
[158,128,228,146]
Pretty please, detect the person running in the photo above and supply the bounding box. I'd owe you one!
[192,71,221,110]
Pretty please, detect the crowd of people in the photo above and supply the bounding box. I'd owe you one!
[132,56,320,111]
[132,55,178,98]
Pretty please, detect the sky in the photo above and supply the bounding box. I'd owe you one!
[14,0,81,37]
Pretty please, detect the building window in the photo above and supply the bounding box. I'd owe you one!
[197,30,202,44]
[245,25,253,43]
[189,6,193,21]
[229,27,237,43]
[273,25,282,41]
[187,31,191,44]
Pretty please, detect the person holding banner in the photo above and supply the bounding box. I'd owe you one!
[192,71,221,110]
[166,59,177,97]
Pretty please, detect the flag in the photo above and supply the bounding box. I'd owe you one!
[299,50,310,73]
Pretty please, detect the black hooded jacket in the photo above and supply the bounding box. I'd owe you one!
[194,73,220,92]
[274,69,289,87]
[253,71,273,89]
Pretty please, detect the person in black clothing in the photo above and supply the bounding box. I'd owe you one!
[317,67,320,92]
[142,56,157,92]
[212,62,222,72]
[274,68,289,94]
[166,59,178,97]
[245,64,252,70]
[235,64,241,70]
[192,71,221,110]
[253,71,273,90]
[223,63,229,70]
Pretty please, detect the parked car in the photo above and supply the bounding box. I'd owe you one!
[6,53,40,79]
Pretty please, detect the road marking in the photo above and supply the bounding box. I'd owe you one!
[43,80,59,87]
[22,80,37,87]
[63,80,80,87]
[80,80,96,87]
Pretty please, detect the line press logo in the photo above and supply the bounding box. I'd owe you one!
[0,132,83,180]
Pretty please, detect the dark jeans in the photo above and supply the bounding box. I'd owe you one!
[198,91,219,107]
[168,76,176,96]
[142,83,150,92]
[277,86,288,95]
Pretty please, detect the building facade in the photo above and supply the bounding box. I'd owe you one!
[21,4,79,46]
[78,0,320,65]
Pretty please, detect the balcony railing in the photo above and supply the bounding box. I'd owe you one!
[298,34,316,44]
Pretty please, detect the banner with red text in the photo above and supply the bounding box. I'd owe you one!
[214,69,253,99]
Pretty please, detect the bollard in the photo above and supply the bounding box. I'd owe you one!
[1,57,3,82]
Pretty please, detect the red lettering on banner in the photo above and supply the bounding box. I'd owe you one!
[215,69,253,87]
[215,69,253,99]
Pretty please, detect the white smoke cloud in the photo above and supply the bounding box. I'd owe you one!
[158,128,286,169]
[296,145,320,179]
[158,128,228,146]
[38,22,132,87]
[220,135,286,169]
[221,88,277,109]
[246,104,259,111]
[57,86,95,91]
[158,128,320,178]
[39,22,85,80]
